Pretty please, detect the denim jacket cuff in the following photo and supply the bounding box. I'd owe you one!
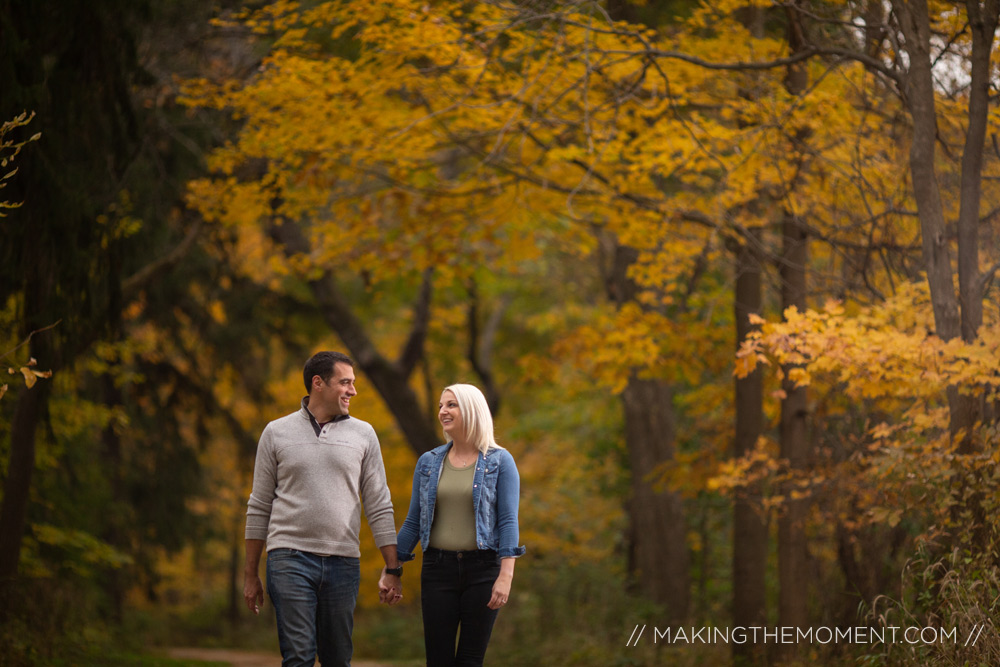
[498,545,526,559]
[398,551,416,563]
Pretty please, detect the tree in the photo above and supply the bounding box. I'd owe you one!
[0,0,231,624]
[0,0,154,591]
[0,113,49,403]
[887,0,998,448]
[180,3,1000,650]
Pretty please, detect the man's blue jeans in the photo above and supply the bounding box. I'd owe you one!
[266,548,360,667]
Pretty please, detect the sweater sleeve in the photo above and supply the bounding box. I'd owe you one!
[245,424,277,541]
[359,426,397,548]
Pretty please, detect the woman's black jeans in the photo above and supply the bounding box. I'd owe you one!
[420,548,501,666]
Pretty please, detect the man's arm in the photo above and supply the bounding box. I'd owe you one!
[377,544,403,605]
[244,538,266,614]
[358,427,403,604]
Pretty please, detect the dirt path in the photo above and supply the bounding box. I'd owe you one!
[165,647,392,666]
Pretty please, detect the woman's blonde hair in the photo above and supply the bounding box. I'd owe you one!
[442,383,499,455]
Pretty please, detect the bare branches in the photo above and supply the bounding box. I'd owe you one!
[607,46,821,72]
[0,321,62,364]
[981,258,1000,296]
[122,216,204,299]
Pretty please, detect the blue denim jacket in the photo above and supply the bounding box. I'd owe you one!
[397,442,526,561]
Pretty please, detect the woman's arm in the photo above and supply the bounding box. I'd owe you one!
[495,450,526,559]
[488,556,516,609]
[395,458,425,562]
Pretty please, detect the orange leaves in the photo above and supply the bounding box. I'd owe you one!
[1,319,57,401]
[726,281,1000,530]
[711,279,1000,537]
[548,302,723,393]
[868,506,903,528]
[11,360,52,389]
[183,0,564,288]
[1,361,52,400]
[747,288,1000,411]
[732,350,757,379]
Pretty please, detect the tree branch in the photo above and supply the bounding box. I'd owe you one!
[267,211,441,454]
[122,216,203,299]
[397,267,434,379]
[466,279,507,416]
[1,321,61,364]
[981,259,1000,297]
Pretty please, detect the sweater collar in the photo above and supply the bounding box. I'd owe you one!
[300,396,350,437]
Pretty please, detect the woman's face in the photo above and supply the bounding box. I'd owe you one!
[438,390,464,439]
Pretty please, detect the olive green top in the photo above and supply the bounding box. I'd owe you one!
[428,457,477,551]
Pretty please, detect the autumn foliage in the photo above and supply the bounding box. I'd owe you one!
[2,1,1000,665]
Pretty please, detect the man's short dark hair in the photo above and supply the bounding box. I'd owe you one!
[303,351,354,393]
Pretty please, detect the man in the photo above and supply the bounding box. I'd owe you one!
[244,351,403,666]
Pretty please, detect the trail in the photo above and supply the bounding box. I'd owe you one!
[165,647,393,666]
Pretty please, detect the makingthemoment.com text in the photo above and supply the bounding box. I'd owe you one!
[625,624,987,647]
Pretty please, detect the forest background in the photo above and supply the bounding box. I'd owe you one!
[1,1,999,665]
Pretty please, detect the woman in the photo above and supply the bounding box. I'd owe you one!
[387,383,525,666]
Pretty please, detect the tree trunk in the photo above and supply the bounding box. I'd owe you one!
[100,373,126,622]
[777,215,809,662]
[892,0,961,343]
[957,0,996,345]
[892,0,998,450]
[954,0,998,451]
[0,376,49,596]
[0,318,54,598]
[609,241,690,620]
[623,378,690,622]
[733,231,768,665]
[776,10,811,662]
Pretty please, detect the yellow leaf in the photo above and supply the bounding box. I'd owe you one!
[20,367,37,388]
[18,367,52,389]
[733,353,757,378]
[787,367,810,386]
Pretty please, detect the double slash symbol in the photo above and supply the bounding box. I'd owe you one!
[626,624,646,647]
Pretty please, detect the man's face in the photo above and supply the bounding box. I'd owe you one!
[316,362,357,416]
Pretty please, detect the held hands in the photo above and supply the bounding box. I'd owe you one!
[487,571,512,610]
[378,568,403,605]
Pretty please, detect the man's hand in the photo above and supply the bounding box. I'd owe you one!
[244,539,266,615]
[378,568,403,606]
[244,573,264,615]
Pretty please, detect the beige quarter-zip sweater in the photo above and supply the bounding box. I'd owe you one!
[245,401,397,557]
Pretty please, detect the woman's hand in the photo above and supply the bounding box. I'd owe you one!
[487,570,512,609]
[378,567,403,605]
